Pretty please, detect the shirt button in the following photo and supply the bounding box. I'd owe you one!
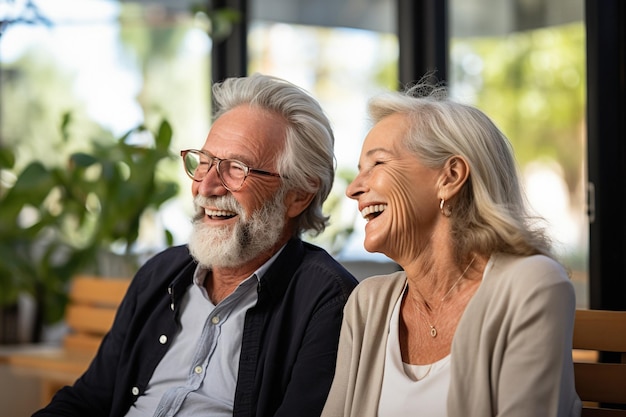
[194,365,203,374]
[131,386,140,396]
[211,315,220,324]
[159,335,167,344]
[170,303,175,311]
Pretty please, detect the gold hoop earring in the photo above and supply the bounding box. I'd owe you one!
[440,198,452,217]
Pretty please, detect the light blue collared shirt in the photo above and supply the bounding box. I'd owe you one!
[125,247,284,417]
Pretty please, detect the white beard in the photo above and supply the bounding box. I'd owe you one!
[188,189,288,269]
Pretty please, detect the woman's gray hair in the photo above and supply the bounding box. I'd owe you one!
[211,73,335,236]
[367,80,553,260]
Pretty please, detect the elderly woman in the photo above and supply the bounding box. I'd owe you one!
[321,82,581,417]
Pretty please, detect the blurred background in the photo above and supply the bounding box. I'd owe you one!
[0,0,626,416]
[0,0,589,330]
[1,0,624,414]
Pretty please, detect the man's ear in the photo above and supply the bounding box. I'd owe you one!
[285,189,316,218]
[438,156,470,199]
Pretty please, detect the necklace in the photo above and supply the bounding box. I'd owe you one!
[411,256,476,338]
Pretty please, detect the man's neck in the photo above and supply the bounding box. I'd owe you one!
[205,237,291,304]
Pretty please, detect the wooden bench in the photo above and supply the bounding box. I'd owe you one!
[7,275,130,407]
[573,309,626,417]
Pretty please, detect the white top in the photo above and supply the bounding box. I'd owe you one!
[377,287,451,417]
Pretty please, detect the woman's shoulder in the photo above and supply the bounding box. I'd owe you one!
[491,253,568,276]
[469,253,575,324]
[347,271,406,305]
[356,270,406,289]
[486,253,572,291]
[342,271,406,326]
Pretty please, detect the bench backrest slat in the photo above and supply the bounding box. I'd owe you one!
[61,276,130,352]
[573,309,626,416]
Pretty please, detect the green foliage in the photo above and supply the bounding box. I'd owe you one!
[452,23,585,194]
[1,50,117,173]
[0,158,84,322]
[0,146,15,168]
[64,119,179,253]
[189,3,242,42]
[0,116,179,324]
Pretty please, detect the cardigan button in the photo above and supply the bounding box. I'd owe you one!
[159,335,168,344]
[131,386,140,396]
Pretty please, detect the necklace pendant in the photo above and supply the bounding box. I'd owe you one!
[430,326,437,337]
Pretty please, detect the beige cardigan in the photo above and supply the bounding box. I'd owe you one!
[321,253,581,417]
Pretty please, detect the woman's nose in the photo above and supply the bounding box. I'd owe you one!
[346,172,365,200]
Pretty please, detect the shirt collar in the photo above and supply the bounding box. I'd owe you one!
[192,243,287,289]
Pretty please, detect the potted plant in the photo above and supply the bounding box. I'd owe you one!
[0,116,179,343]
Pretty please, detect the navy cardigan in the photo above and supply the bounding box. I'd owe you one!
[33,238,358,417]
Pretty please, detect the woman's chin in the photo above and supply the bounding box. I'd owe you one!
[363,237,384,255]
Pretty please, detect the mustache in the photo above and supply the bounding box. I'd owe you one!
[192,194,244,222]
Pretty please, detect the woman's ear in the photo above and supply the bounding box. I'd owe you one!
[438,156,470,199]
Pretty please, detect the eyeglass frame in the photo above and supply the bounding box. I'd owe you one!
[180,149,285,192]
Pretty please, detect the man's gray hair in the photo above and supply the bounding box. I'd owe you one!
[212,73,335,236]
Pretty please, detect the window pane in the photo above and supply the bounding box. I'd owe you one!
[1,0,211,269]
[248,15,398,265]
[449,0,588,307]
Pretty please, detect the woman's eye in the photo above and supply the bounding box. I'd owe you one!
[362,159,386,174]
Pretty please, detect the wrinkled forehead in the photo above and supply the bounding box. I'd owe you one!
[204,105,287,163]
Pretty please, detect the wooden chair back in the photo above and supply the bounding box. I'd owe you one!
[573,309,626,417]
[7,275,131,406]
[62,275,131,352]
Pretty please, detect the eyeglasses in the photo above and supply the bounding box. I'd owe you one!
[180,149,284,192]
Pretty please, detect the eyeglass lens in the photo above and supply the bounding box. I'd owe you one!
[183,151,248,190]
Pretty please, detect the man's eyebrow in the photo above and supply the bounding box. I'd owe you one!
[202,149,252,163]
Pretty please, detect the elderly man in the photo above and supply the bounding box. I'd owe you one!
[34,74,358,417]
